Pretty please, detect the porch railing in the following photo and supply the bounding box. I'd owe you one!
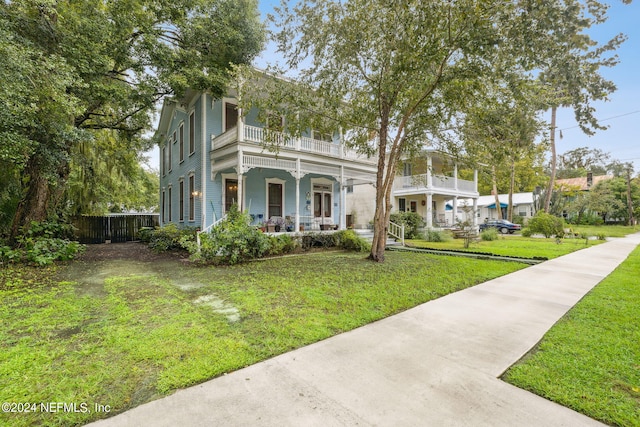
[388,221,405,246]
[211,124,377,164]
[393,173,476,193]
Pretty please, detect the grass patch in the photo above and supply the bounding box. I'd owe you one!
[503,245,640,427]
[406,235,604,259]
[0,251,526,426]
[569,224,638,238]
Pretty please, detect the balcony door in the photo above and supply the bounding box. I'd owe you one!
[224,179,238,212]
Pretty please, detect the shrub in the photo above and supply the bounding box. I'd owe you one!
[301,232,337,250]
[526,212,565,238]
[421,228,449,242]
[521,227,533,237]
[334,229,371,252]
[480,227,499,241]
[389,211,425,239]
[596,232,607,241]
[268,234,298,256]
[2,221,85,266]
[148,224,197,252]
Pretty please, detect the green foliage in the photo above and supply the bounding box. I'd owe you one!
[148,224,197,253]
[187,206,270,265]
[521,227,533,238]
[421,229,449,243]
[1,0,265,235]
[267,234,299,256]
[334,229,371,252]
[527,212,565,238]
[0,221,84,266]
[389,212,425,239]
[480,228,499,241]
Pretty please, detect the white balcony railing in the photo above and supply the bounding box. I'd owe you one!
[211,124,376,164]
[393,173,476,193]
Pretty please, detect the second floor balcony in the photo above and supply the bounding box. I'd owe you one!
[211,124,377,165]
[393,173,477,196]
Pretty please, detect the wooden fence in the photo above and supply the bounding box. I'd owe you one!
[72,214,159,244]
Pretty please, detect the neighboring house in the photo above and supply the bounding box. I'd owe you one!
[446,192,536,224]
[156,79,378,233]
[392,149,480,228]
[555,173,613,192]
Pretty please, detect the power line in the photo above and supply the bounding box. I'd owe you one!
[559,109,640,131]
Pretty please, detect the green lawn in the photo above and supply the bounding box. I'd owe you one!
[0,251,526,426]
[406,235,603,259]
[569,224,638,238]
[503,245,640,427]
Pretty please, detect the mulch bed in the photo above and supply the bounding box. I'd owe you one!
[76,242,190,263]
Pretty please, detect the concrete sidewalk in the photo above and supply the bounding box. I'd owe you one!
[89,233,640,427]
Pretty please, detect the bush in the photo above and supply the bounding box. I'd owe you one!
[526,212,565,238]
[148,224,197,252]
[268,234,298,256]
[480,227,499,241]
[389,211,425,239]
[521,227,533,237]
[596,232,607,241]
[421,228,449,242]
[1,221,85,266]
[334,229,371,252]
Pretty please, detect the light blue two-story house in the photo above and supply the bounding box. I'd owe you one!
[156,79,378,233]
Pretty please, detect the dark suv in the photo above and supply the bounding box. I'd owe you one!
[479,219,522,234]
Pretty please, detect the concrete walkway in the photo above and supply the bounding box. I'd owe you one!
[89,233,640,427]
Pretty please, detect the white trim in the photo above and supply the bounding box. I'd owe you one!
[265,177,286,220]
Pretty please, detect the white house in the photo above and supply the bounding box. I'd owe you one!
[446,192,536,225]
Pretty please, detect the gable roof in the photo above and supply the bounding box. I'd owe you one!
[555,175,613,191]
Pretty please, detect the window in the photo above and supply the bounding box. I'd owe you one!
[168,186,172,222]
[188,175,195,221]
[268,183,283,218]
[179,180,184,222]
[161,146,166,176]
[403,162,412,177]
[312,130,332,142]
[224,102,238,132]
[189,111,195,155]
[161,189,166,223]
[398,198,406,212]
[346,179,354,194]
[168,131,175,172]
[179,123,184,163]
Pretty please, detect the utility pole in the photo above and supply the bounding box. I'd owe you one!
[626,167,635,226]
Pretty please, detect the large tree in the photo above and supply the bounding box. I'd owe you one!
[266,0,565,262]
[538,0,627,212]
[1,0,264,239]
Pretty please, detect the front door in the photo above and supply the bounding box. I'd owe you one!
[313,184,332,219]
[224,179,238,212]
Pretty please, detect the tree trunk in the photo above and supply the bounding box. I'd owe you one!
[9,153,69,241]
[543,106,558,212]
[491,164,502,220]
[369,128,388,263]
[507,159,515,222]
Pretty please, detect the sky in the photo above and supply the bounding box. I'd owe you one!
[146,1,640,172]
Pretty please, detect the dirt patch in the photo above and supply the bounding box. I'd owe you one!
[76,242,190,263]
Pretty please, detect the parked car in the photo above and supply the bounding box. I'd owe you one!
[479,219,522,234]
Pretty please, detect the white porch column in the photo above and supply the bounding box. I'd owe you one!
[339,165,346,230]
[427,155,433,188]
[454,163,458,191]
[295,159,301,232]
[426,193,433,228]
[473,198,479,228]
[237,148,244,211]
[452,196,458,227]
[473,169,478,193]
[200,93,207,228]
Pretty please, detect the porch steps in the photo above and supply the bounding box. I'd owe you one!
[353,229,403,247]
